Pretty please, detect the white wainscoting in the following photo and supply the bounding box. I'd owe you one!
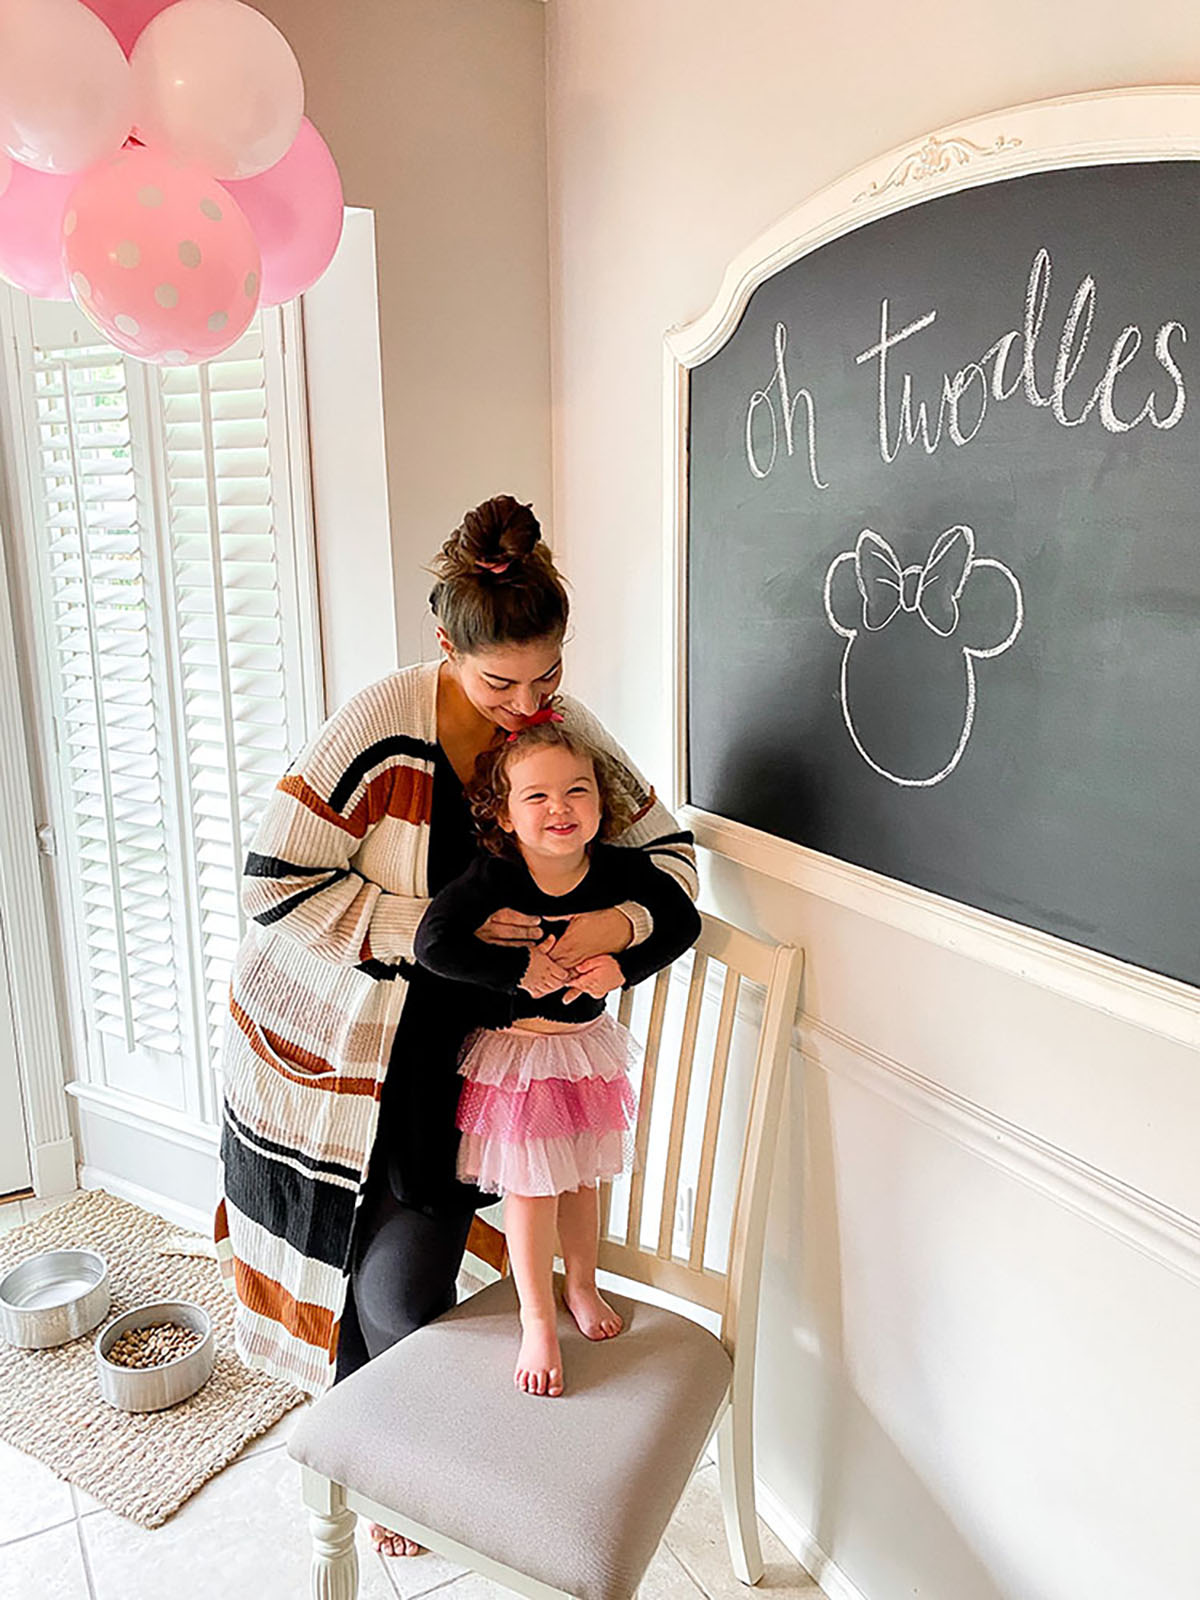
[799,1017,1200,1292]
[727,848,1200,1600]
[605,932,1199,1598]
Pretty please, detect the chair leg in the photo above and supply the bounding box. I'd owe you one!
[299,1466,360,1600]
[716,1404,764,1585]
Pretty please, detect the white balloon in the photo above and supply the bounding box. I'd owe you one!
[131,0,304,181]
[0,0,133,173]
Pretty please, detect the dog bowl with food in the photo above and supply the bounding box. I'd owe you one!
[0,1249,110,1349]
[95,1300,214,1412]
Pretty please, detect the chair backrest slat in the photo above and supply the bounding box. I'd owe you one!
[596,914,803,1365]
[598,1166,613,1240]
[656,951,708,1257]
[607,988,635,1236]
[687,964,739,1271]
[721,941,803,1360]
[622,966,671,1249]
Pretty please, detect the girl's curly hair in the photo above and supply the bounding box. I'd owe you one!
[469,716,638,858]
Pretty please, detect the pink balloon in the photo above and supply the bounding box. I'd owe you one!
[0,0,133,173]
[0,161,75,299]
[0,151,10,202]
[221,118,342,306]
[130,0,304,181]
[63,145,261,365]
[79,0,173,55]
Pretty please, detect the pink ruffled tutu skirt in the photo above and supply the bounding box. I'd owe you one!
[455,1012,636,1198]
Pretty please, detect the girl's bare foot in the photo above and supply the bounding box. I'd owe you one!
[515,1314,564,1396]
[369,1523,422,1557]
[563,1279,623,1340]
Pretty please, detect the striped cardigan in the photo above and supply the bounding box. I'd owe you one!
[214,660,697,1394]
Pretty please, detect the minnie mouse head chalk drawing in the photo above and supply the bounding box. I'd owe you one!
[823,525,1024,787]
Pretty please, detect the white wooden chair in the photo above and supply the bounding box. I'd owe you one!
[288,913,802,1600]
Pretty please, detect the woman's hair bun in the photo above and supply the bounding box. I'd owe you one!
[439,495,542,579]
[427,495,569,654]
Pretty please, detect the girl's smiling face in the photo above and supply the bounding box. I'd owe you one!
[499,744,602,864]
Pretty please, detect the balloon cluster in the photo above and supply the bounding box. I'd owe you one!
[0,0,343,364]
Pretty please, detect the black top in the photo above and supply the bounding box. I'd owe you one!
[373,743,506,1211]
[414,844,702,1025]
[426,741,480,895]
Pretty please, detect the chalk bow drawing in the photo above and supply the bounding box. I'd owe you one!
[823,525,1024,786]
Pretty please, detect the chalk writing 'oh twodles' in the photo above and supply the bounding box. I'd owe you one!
[744,322,829,486]
[853,248,1187,464]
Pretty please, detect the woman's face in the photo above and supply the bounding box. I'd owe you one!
[443,633,564,732]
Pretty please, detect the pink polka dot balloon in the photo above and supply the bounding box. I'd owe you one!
[62,144,261,365]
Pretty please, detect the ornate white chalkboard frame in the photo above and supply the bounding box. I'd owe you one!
[664,86,1200,1048]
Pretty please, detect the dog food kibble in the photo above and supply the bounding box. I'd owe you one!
[105,1323,201,1368]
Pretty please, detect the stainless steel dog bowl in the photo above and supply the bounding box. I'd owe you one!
[0,1249,110,1349]
[95,1300,214,1412]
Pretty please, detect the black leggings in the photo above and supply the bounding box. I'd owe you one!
[333,1157,476,1384]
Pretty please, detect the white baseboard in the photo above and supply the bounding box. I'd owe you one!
[78,1165,213,1235]
[755,1474,869,1600]
[690,1437,867,1600]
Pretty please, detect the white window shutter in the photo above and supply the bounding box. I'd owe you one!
[152,323,312,1071]
[2,293,323,1124]
[32,335,182,1059]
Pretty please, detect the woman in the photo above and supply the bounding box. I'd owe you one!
[214,495,697,1550]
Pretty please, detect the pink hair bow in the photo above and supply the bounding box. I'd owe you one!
[506,706,564,742]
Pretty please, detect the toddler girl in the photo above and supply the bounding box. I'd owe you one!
[415,713,700,1396]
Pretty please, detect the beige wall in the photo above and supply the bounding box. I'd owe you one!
[546,7,1200,1600]
[263,0,552,664]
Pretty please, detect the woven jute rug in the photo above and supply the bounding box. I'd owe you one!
[0,1189,306,1527]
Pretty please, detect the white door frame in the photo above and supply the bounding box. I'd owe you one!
[0,468,76,1197]
[0,906,33,1195]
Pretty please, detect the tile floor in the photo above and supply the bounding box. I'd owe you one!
[0,1192,824,1600]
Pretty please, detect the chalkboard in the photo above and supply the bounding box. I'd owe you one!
[687,161,1200,989]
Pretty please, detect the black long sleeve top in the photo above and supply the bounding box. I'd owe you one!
[414,843,702,1025]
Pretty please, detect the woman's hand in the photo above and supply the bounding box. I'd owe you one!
[545,907,633,969]
[562,954,625,1005]
[518,937,572,998]
[475,907,544,947]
